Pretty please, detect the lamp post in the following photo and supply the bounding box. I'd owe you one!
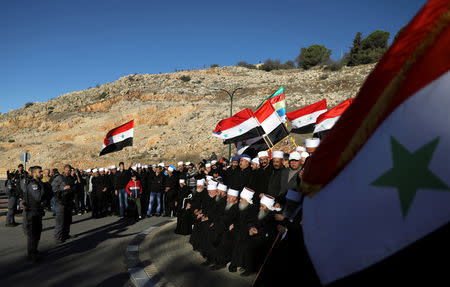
[212,86,243,160]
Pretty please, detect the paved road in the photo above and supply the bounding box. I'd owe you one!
[0,212,167,287]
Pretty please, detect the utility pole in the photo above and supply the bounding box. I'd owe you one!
[212,87,243,160]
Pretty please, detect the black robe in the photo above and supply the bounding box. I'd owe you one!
[230,204,259,268]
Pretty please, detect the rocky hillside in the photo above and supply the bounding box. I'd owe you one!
[0,64,375,175]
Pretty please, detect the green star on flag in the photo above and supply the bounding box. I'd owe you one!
[239,128,243,133]
[224,134,228,138]
[121,134,124,139]
[371,136,449,218]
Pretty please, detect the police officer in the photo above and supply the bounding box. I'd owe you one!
[23,166,45,262]
[51,164,75,243]
[5,170,19,227]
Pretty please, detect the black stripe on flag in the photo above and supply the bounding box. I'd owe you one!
[99,137,133,156]
[290,123,315,134]
[266,123,290,147]
[223,126,264,144]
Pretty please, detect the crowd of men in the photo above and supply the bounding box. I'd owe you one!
[4,137,319,284]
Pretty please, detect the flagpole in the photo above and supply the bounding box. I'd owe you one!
[252,231,282,286]
[290,136,298,147]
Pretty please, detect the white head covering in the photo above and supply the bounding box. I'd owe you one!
[227,188,239,197]
[136,163,142,168]
[158,163,164,167]
[207,182,218,191]
[99,168,105,172]
[92,168,98,173]
[240,155,251,162]
[186,162,191,166]
[197,179,206,186]
[131,166,137,171]
[289,151,301,161]
[260,194,275,211]
[296,146,306,152]
[272,151,284,159]
[143,165,148,169]
[110,165,117,169]
[206,175,213,181]
[301,152,310,158]
[211,160,217,165]
[251,158,260,165]
[86,168,92,173]
[258,151,269,158]
[179,179,185,183]
[205,163,211,168]
[217,183,227,192]
[178,161,184,166]
[152,164,157,167]
[240,187,254,204]
[167,166,174,172]
[305,138,320,148]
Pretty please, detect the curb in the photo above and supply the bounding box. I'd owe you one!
[127,218,176,287]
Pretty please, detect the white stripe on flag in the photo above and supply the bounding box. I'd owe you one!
[212,117,260,140]
[260,112,282,135]
[292,109,327,129]
[102,128,133,148]
[313,116,340,133]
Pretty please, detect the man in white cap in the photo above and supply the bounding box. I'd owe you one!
[251,158,260,171]
[276,151,303,216]
[228,187,259,273]
[296,146,306,153]
[305,137,320,154]
[185,161,199,193]
[163,166,178,217]
[174,178,193,235]
[228,154,252,192]
[242,194,278,276]
[265,151,286,201]
[300,151,309,165]
[91,168,108,218]
[115,161,130,217]
[248,151,272,200]
[107,165,118,216]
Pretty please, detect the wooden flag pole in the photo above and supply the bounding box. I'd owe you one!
[252,231,282,287]
[290,136,298,147]
[261,135,272,150]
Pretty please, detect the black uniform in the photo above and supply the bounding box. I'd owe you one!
[23,179,45,260]
[174,184,193,235]
[51,174,75,241]
[5,178,19,226]
[91,175,108,217]
[164,173,179,217]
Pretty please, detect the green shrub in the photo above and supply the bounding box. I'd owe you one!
[179,75,191,82]
[347,30,390,66]
[320,73,329,80]
[295,45,332,70]
[210,64,219,68]
[259,59,282,71]
[98,92,108,100]
[8,139,15,143]
[24,102,34,108]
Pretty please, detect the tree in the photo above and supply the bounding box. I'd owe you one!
[295,45,332,70]
[347,32,362,66]
[259,59,282,71]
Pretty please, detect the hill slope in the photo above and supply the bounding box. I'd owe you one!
[0,64,374,174]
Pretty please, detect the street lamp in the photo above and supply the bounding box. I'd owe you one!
[212,86,243,160]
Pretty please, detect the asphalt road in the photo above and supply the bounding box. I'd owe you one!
[0,211,167,287]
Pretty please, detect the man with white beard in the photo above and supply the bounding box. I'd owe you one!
[229,187,259,273]
[209,188,241,270]
[241,194,278,277]
[189,179,208,250]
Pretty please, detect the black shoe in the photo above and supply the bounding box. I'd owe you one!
[55,238,65,244]
[146,214,152,218]
[209,263,226,270]
[228,265,237,272]
[201,260,212,266]
[5,223,18,227]
[240,269,253,277]
[26,254,40,263]
[155,214,161,217]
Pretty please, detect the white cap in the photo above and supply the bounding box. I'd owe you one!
[260,194,275,211]
[258,151,269,158]
[143,165,148,169]
[240,187,254,204]
[217,183,227,192]
[272,151,284,159]
[206,175,213,181]
[92,168,98,173]
[211,160,217,165]
[252,158,260,165]
[178,161,184,166]
[168,167,174,172]
[289,151,301,161]
[227,188,239,197]
[152,164,157,167]
[296,146,306,152]
[99,168,105,172]
[86,168,92,173]
[197,179,205,186]
[301,152,310,158]
[136,163,142,168]
[240,155,251,162]
[186,162,191,166]
[207,182,218,191]
[305,138,320,148]
[179,179,185,183]
[131,166,137,171]
[205,163,211,168]
[110,165,117,169]
[158,163,164,167]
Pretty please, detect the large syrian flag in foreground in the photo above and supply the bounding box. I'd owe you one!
[313,98,353,134]
[254,101,289,148]
[212,108,262,144]
[301,0,450,285]
[286,99,327,134]
[99,120,134,156]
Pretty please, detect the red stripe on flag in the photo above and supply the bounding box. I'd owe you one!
[254,101,276,123]
[303,0,450,190]
[268,92,285,105]
[213,108,255,132]
[286,99,327,121]
[316,99,353,125]
[104,120,134,146]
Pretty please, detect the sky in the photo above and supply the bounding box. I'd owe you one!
[1,0,428,113]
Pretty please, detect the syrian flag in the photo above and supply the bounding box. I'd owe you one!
[257,86,287,122]
[212,108,262,144]
[99,120,134,156]
[254,101,289,148]
[313,98,353,134]
[235,135,271,158]
[286,99,327,134]
[301,0,450,285]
